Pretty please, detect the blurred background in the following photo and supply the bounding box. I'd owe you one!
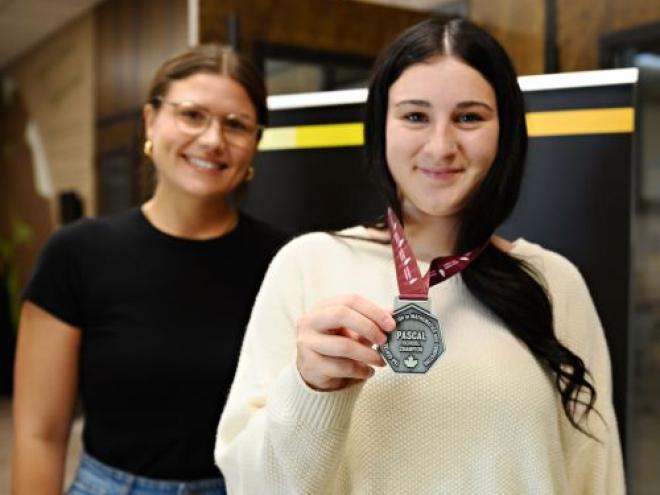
[0,0,659,493]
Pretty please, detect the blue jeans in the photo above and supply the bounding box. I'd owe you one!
[67,452,227,495]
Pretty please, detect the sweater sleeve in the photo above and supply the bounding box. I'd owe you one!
[541,254,626,494]
[214,236,364,495]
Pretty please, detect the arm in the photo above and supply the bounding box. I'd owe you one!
[565,303,625,495]
[11,301,80,495]
[547,258,625,494]
[215,239,393,494]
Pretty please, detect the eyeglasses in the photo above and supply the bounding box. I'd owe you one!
[152,97,263,149]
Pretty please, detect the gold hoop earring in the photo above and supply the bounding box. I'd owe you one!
[245,166,255,182]
[143,140,153,158]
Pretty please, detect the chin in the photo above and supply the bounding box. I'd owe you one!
[414,201,459,218]
[179,184,230,199]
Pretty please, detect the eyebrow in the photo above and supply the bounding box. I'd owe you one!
[456,100,495,112]
[177,101,256,120]
[225,112,256,121]
[393,99,495,112]
[394,99,431,108]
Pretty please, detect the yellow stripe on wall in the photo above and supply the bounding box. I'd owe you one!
[526,108,634,137]
[259,122,363,151]
[258,126,298,150]
[297,122,363,148]
[259,107,634,151]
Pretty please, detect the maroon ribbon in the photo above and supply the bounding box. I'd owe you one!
[387,207,485,300]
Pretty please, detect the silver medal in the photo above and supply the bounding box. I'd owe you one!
[379,297,444,374]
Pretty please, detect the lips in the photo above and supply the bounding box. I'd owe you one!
[416,166,463,180]
[184,155,228,173]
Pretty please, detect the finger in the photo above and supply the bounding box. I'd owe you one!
[304,305,386,345]
[338,327,379,348]
[336,328,387,367]
[308,334,385,367]
[316,294,396,332]
[312,354,376,381]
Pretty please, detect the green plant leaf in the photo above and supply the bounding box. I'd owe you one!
[1,213,35,332]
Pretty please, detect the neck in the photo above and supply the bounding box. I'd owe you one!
[401,205,459,262]
[142,187,237,240]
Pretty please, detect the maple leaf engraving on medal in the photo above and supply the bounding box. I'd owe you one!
[404,355,418,368]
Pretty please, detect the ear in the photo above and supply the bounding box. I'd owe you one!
[143,103,157,141]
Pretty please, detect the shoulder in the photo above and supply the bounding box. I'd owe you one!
[510,238,594,311]
[510,240,606,348]
[265,226,384,276]
[273,231,339,261]
[276,226,382,258]
[50,208,139,247]
[41,215,103,256]
[46,216,96,246]
[57,208,140,236]
[41,209,151,266]
[511,239,583,284]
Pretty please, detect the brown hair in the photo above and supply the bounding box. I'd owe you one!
[146,44,267,133]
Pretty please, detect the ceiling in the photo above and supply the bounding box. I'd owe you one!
[0,0,104,69]
[0,0,465,70]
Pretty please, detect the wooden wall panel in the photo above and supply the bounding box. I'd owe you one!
[199,0,429,60]
[95,0,187,121]
[606,0,660,33]
[471,0,545,75]
[94,0,187,210]
[559,0,660,72]
[200,0,545,76]
[7,14,95,218]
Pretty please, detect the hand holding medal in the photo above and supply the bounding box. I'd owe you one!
[296,294,395,391]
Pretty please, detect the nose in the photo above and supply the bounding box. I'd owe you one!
[196,117,226,150]
[422,122,458,163]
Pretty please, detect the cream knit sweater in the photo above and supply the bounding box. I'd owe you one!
[215,229,625,495]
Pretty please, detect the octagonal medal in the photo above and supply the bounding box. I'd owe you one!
[379,297,444,374]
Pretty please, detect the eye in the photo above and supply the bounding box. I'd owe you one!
[179,108,208,125]
[455,112,483,124]
[403,112,429,124]
[224,115,251,132]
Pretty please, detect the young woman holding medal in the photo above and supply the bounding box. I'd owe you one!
[215,18,625,494]
[12,45,286,494]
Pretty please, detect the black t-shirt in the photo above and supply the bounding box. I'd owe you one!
[24,208,288,479]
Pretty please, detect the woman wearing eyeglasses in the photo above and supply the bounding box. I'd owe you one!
[12,45,287,495]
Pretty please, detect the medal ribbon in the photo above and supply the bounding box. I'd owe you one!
[387,207,485,300]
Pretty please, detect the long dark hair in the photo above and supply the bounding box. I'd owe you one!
[365,18,597,434]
